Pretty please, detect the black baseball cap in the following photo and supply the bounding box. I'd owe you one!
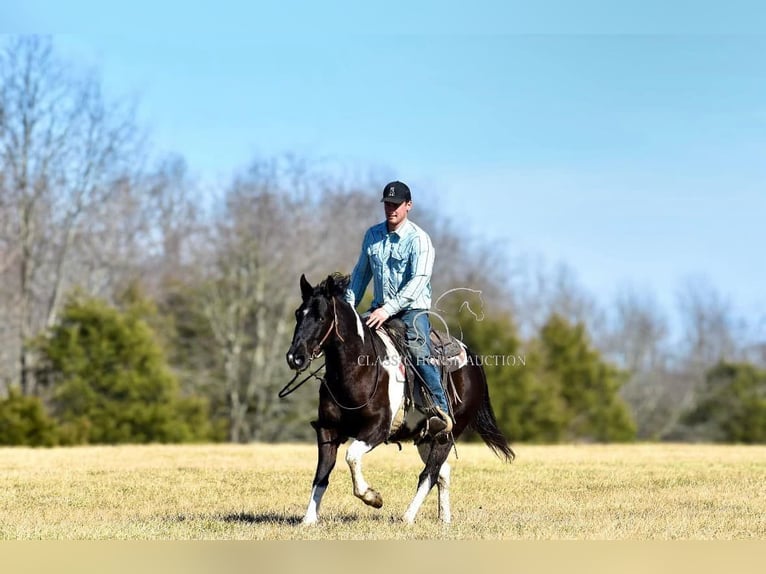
[381,181,412,204]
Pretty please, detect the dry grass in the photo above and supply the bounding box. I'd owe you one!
[0,442,764,539]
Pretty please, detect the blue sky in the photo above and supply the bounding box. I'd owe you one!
[3,3,765,330]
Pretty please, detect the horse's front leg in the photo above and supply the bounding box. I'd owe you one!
[346,439,383,508]
[303,425,342,525]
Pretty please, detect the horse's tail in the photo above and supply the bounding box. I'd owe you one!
[469,353,515,462]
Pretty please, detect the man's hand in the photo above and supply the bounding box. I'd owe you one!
[365,308,390,330]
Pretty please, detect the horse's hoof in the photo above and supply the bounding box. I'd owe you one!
[302,515,318,526]
[362,489,383,508]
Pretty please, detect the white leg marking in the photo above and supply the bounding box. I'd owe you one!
[403,476,432,524]
[412,443,451,523]
[303,484,327,525]
[437,462,451,523]
[346,440,373,497]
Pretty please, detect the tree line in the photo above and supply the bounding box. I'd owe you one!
[1,36,764,445]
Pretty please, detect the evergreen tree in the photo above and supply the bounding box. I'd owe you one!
[451,310,567,443]
[36,294,213,444]
[0,387,59,446]
[682,362,766,443]
[537,314,636,442]
[449,309,635,443]
[157,283,229,440]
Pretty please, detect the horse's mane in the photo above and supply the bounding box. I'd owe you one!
[317,272,350,299]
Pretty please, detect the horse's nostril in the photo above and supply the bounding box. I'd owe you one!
[286,351,306,370]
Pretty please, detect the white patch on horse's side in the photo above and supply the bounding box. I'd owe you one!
[375,328,406,433]
[351,308,365,342]
[346,440,373,497]
[303,484,326,525]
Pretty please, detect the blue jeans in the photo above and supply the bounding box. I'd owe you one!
[397,309,450,414]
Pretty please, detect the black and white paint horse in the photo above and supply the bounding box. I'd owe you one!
[286,273,513,524]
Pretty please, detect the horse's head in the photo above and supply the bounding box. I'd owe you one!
[286,273,350,371]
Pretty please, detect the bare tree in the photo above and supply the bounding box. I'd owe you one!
[200,226,276,443]
[638,277,754,440]
[196,159,335,441]
[599,286,674,438]
[508,256,605,340]
[676,276,743,369]
[0,36,140,394]
[129,155,203,293]
[605,286,670,373]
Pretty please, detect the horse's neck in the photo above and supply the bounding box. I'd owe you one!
[324,301,373,367]
[345,300,373,345]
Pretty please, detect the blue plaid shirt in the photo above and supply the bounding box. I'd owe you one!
[345,219,435,316]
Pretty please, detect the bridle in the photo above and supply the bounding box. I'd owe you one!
[310,297,345,361]
[279,296,345,398]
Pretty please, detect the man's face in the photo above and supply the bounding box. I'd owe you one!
[384,200,412,228]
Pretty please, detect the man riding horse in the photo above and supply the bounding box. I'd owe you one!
[344,180,453,436]
[286,180,512,524]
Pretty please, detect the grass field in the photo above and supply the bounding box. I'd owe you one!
[1,442,765,540]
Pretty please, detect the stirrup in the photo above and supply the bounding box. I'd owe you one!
[427,407,453,436]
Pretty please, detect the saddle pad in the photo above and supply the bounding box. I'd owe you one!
[375,328,407,436]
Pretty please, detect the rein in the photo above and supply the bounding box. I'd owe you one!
[278,361,325,399]
[320,320,381,411]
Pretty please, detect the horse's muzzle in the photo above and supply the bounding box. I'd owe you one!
[286,348,308,371]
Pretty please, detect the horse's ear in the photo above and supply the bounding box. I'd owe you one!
[300,274,313,301]
[324,274,336,297]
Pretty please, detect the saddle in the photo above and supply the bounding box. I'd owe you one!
[382,318,467,402]
[429,330,468,373]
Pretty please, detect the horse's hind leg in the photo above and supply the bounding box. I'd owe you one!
[346,440,383,508]
[303,425,342,525]
[413,443,452,523]
[404,441,451,524]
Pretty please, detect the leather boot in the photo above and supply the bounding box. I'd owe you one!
[427,406,453,436]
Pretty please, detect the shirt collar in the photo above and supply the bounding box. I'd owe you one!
[386,219,413,238]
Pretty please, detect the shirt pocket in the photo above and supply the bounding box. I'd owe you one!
[388,246,408,275]
[369,245,384,272]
